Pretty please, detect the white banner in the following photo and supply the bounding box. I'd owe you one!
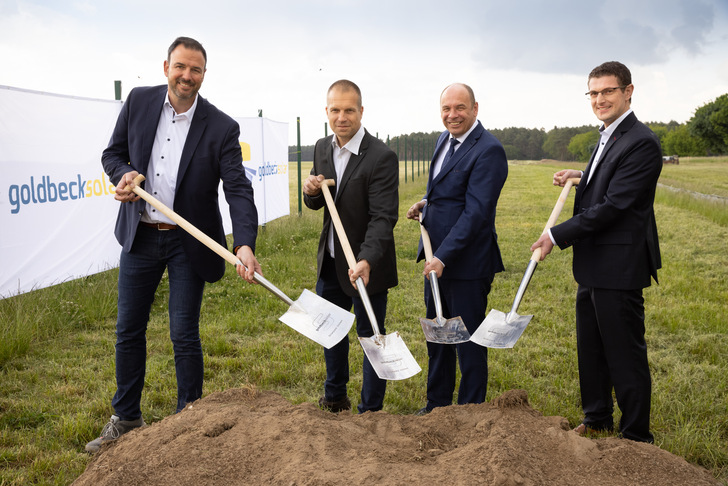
[225,117,290,232]
[0,86,289,298]
[0,86,123,297]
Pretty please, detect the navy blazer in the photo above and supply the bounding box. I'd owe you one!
[551,112,662,290]
[102,85,258,283]
[304,129,399,297]
[419,121,508,280]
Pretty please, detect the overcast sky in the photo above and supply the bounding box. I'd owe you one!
[2,0,728,146]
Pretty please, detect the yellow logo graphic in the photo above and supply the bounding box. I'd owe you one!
[240,142,251,161]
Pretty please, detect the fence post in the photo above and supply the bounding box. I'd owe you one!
[297,117,302,216]
[399,138,406,183]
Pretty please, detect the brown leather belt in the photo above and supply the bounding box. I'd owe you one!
[141,222,177,230]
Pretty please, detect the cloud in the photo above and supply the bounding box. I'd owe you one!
[470,0,721,74]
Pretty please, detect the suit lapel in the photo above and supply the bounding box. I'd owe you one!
[176,95,208,189]
[140,88,166,174]
[426,133,448,196]
[584,112,636,188]
[432,122,483,184]
[335,130,369,202]
[581,142,600,188]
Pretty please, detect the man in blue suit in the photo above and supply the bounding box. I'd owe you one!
[407,83,508,413]
[86,37,261,453]
[531,61,661,443]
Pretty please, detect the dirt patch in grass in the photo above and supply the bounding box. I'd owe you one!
[73,388,718,485]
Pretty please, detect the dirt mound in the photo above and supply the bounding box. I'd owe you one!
[73,388,718,486]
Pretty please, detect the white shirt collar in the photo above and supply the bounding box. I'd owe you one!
[599,108,632,138]
[165,92,199,120]
[331,125,365,155]
[450,119,480,144]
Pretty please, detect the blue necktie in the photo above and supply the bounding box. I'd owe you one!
[436,138,460,177]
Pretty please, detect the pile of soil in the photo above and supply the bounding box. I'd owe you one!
[73,388,718,485]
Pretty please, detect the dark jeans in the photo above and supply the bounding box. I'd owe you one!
[316,255,387,413]
[112,225,205,420]
[424,276,491,410]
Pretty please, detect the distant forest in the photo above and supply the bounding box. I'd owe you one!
[289,93,728,163]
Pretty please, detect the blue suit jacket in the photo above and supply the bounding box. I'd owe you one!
[102,85,258,283]
[419,121,508,280]
[551,112,661,290]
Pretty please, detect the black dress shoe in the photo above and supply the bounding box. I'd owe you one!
[573,423,613,436]
[318,396,351,413]
[414,407,431,416]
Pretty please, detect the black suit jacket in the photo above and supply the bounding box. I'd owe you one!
[304,129,399,297]
[102,85,258,283]
[551,112,662,290]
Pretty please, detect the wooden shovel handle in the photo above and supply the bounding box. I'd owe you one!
[419,223,435,262]
[531,177,581,262]
[130,175,239,267]
[320,179,358,271]
[128,175,295,305]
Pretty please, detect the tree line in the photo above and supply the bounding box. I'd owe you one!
[289,93,728,163]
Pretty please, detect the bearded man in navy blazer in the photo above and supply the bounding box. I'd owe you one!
[531,61,662,443]
[86,37,261,453]
[407,83,508,413]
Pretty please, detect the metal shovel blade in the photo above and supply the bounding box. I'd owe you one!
[421,272,470,344]
[418,225,470,344]
[469,309,533,348]
[358,332,422,381]
[470,258,539,349]
[354,278,421,380]
[278,289,355,349]
[419,317,471,344]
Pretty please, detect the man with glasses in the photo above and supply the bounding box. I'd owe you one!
[531,61,662,443]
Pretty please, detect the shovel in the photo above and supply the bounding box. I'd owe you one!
[417,223,470,344]
[129,174,355,349]
[320,179,421,380]
[470,177,580,348]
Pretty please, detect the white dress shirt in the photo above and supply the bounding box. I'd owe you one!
[588,108,633,184]
[327,125,366,257]
[141,93,198,224]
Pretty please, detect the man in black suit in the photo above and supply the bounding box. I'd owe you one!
[86,37,261,453]
[531,61,662,443]
[303,80,399,414]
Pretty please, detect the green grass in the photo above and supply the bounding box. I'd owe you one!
[1,159,727,485]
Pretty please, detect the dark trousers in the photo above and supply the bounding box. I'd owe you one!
[576,285,653,443]
[316,255,387,413]
[424,276,491,410]
[112,225,205,420]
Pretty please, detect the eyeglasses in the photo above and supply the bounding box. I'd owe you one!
[585,86,627,100]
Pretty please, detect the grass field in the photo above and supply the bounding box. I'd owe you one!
[1,157,726,485]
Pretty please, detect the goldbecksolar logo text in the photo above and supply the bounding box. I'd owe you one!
[257,161,287,181]
[7,172,115,214]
